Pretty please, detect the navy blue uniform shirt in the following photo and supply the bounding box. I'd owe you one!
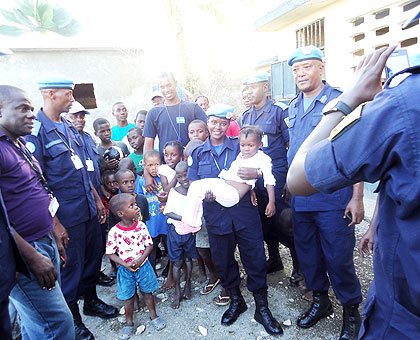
[25,109,97,227]
[81,131,101,195]
[240,98,289,171]
[305,67,420,339]
[187,136,259,235]
[288,82,352,211]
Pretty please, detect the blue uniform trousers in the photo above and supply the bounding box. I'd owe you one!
[61,217,102,305]
[207,222,267,293]
[292,209,362,305]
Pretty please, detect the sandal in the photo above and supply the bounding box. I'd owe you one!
[151,316,166,331]
[214,294,230,306]
[119,326,135,340]
[200,278,220,295]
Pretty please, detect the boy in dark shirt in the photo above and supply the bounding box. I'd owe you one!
[93,118,129,173]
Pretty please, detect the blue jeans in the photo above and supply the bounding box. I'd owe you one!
[9,233,74,340]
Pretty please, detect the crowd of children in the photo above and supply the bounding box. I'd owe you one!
[90,99,286,340]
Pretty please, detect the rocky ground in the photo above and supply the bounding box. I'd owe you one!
[82,196,376,340]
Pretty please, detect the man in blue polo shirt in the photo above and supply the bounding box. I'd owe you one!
[25,76,118,340]
[0,85,74,340]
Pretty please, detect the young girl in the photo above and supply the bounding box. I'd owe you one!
[158,140,184,192]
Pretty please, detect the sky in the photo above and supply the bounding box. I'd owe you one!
[1,0,284,74]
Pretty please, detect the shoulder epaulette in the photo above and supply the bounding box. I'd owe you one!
[31,120,41,136]
[274,101,288,110]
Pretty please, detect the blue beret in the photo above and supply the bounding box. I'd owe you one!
[287,46,324,66]
[37,75,74,89]
[206,104,234,120]
[242,71,269,85]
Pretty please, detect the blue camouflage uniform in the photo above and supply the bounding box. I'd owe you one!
[25,109,102,305]
[287,82,362,305]
[304,66,420,339]
[188,136,267,293]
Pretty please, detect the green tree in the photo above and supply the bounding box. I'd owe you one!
[0,0,80,36]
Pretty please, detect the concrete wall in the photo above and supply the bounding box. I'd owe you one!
[0,48,248,136]
[257,0,420,89]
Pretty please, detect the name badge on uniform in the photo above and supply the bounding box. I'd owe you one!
[262,134,268,148]
[176,117,185,124]
[86,159,94,172]
[218,169,228,179]
[48,196,59,217]
[71,154,84,170]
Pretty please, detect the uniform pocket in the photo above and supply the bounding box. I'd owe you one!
[47,142,68,158]
[197,161,212,176]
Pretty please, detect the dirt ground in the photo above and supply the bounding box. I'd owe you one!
[83,202,376,340]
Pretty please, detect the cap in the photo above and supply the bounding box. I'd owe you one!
[37,75,74,90]
[242,71,269,85]
[150,90,163,100]
[402,9,420,29]
[287,46,324,66]
[206,104,234,120]
[68,101,89,115]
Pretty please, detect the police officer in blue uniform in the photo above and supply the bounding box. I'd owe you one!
[25,76,117,340]
[287,29,420,340]
[241,71,301,284]
[188,104,283,336]
[66,101,114,287]
[286,46,364,339]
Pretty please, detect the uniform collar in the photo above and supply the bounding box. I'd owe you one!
[292,81,335,114]
[245,98,273,120]
[36,109,65,133]
[202,135,236,153]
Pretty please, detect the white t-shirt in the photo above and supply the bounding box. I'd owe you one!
[163,188,187,225]
[106,220,153,264]
[157,164,176,182]
[220,150,276,188]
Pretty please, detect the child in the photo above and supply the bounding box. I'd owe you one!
[135,110,147,132]
[127,127,145,175]
[108,169,150,229]
[135,150,168,270]
[188,119,209,142]
[101,169,119,278]
[178,126,276,232]
[163,161,199,309]
[94,118,129,172]
[107,194,166,339]
[158,141,183,192]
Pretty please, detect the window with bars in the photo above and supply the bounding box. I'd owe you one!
[296,18,325,50]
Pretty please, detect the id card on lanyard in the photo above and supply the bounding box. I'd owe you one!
[55,126,83,170]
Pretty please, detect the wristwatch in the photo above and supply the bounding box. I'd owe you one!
[322,98,353,116]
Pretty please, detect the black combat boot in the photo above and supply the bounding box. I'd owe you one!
[221,286,248,326]
[266,257,284,274]
[83,286,118,319]
[297,290,333,328]
[69,302,95,340]
[253,291,283,336]
[339,304,361,340]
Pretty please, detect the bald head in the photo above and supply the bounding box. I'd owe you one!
[0,85,25,105]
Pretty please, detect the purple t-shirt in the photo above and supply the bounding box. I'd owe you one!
[0,133,53,242]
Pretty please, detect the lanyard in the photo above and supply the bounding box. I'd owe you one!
[9,139,54,196]
[210,150,228,173]
[54,123,76,156]
[165,101,182,143]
